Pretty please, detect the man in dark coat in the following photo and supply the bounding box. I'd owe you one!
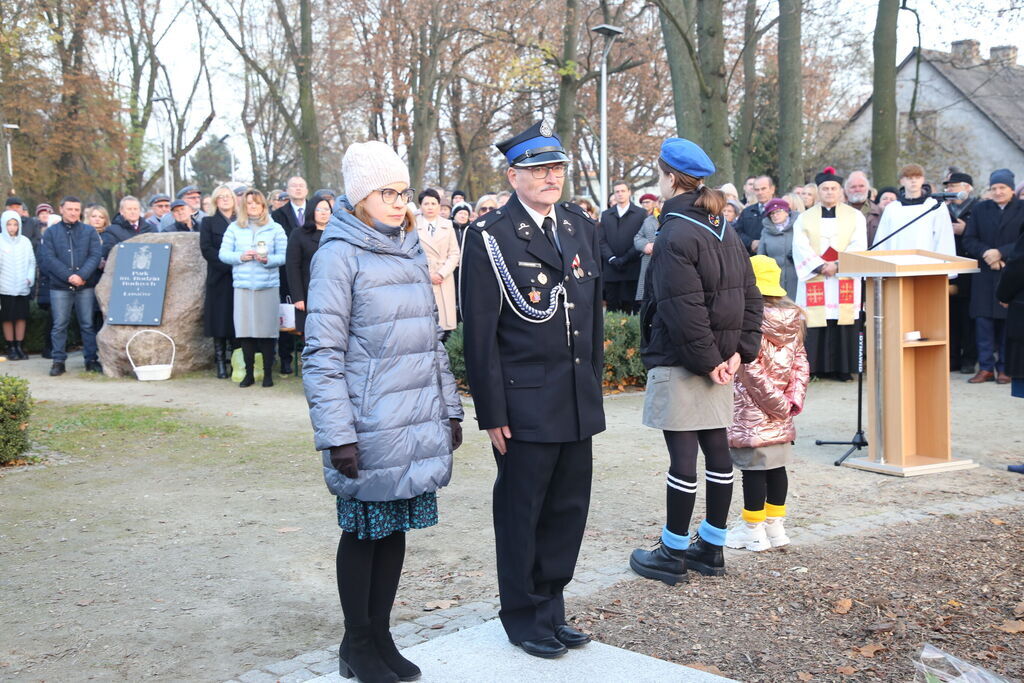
[461,121,605,660]
[270,176,308,374]
[962,168,1024,384]
[735,175,777,253]
[944,171,979,373]
[598,181,645,313]
[109,195,157,242]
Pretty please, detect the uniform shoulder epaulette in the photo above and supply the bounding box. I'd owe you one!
[561,201,596,224]
[468,209,509,233]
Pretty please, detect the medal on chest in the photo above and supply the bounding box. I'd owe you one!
[528,288,542,304]
[571,253,584,279]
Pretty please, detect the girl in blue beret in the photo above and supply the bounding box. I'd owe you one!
[629,138,764,585]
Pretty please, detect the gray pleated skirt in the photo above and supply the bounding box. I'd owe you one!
[233,287,280,339]
[729,443,793,470]
[642,365,734,431]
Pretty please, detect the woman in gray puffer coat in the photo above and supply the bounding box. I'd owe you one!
[756,197,799,300]
[302,141,464,683]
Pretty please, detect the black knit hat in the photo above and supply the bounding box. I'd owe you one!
[815,166,843,186]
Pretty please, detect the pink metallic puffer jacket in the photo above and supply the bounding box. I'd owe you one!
[727,305,809,449]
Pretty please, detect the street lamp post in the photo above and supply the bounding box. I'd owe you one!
[2,123,20,195]
[152,97,173,196]
[591,24,624,212]
[218,134,236,183]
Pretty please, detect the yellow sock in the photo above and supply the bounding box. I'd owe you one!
[765,503,786,518]
[741,508,767,524]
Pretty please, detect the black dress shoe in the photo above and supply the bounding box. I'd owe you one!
[85,360,103,373]
[629,542,687,586]
[554,624,591,648]
[511,637,567,659]
[49,361,66,376]
[685,536,726,577]
[280,356,293,375]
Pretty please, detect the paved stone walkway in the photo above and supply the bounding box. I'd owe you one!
[226,489,1024,683]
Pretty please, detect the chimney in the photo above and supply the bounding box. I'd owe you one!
[950,39,981,65]
[990,45,1019,66]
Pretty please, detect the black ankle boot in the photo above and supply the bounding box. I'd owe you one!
[14,341,27,360]
[262,363,273,387]
[214,339,229,379]
[685,536,726,576]
[339,623,398,683]
[4,342,13,359]
[239,371,255,388]
[370,616,421,681]
[629,542,688,586]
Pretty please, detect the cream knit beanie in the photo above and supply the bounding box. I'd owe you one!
[342,141,411,206]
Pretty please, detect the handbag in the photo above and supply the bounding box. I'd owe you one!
[279,296,296,332]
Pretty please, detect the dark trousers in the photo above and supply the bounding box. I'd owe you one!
[604,280,638,314]
[492,437,592,642]
[278,330,295,363]
[949,285,977,371]
[975,317,1007,373]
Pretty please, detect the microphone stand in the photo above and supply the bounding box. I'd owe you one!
[816,196,947,466]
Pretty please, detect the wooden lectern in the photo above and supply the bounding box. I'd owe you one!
[837,250,980,476]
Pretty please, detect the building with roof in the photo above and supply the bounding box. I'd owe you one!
[828,40,1024,187]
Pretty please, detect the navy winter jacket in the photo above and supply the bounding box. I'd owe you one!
[39,221,104,290]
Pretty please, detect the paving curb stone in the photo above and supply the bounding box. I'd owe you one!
[227,489,1024,682]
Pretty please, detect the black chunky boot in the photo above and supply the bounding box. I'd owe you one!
[685,536,726,576]
[4,342,13,360]
[370,616,421,681]
[261,347,274,387]
[339,623,398,683]
[214,338,229,379]
[629,542,688,586]
[14,341,27,360]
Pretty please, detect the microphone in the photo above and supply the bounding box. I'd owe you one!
[928,190,969,201]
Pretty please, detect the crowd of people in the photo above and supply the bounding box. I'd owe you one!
[8,123,1024,680]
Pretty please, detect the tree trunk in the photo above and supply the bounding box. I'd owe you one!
[659,0,701,142]
[295,0,321,188]
[733,0,758,187]
[555,0,580,199]
[777,0,802,190]
[871,0,899,187]
[696,0,731,184]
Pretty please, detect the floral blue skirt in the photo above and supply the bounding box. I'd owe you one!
[337,492,439,540]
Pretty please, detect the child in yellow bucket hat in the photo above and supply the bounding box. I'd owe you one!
[724,255,810,551]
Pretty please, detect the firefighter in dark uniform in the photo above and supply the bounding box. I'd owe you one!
[460,121,606,659]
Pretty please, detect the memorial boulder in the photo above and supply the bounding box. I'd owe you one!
[95,232,212,378]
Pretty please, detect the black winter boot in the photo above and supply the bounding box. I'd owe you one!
[685,536,726,576]
[261,346,274,387]
[629,542,688,586]
[239,340,255,387]
[4,342,13,360]
[370,616,421,681]
[14,341,27,360]
[338,623,398,683]
[214,338,229,379]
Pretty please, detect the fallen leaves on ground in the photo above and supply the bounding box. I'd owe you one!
[833,598,853,614]
[995,620,1024,634]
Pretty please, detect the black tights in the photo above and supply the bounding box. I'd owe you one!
[663,428,734,538]
[238,338,275,377]
[336,531,406,626]
[741,467,788,511]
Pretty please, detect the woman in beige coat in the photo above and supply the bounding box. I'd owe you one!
[415,189,461,335]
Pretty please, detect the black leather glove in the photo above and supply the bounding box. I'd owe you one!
[329,444,359,479]
[609,256,625,271]
[450,419,463,451]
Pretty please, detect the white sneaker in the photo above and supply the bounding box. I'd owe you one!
[765,517,791,547]
[724,520,771,551]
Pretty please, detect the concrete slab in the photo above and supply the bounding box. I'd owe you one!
[306,618,733,682]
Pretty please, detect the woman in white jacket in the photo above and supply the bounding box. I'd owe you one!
[0,210,36,360]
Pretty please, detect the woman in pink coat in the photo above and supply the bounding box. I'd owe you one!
[725,255,810,552]
[415,189,460,337]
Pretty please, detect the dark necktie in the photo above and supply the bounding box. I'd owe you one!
[543,217,561,254]
[296,206,304,225]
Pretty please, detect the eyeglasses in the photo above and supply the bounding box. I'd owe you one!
[378,188,416,205]
[521,164,568,180]
[478,205,496,214]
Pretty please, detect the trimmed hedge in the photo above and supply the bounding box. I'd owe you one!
[0,375,32,464]
[443,312,648,391]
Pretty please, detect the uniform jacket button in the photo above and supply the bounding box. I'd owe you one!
[575,357,580,364]
[573,330,579,336]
